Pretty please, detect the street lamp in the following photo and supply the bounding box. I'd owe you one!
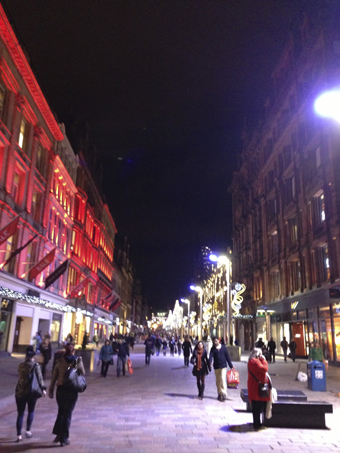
[314,89,340,123]
[190,285,203,340]
[180,298,190,336]
[209,253,231,345]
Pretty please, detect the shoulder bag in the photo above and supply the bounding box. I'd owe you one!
[64,360,87,393]
[248,366,271,398]
[30,364,43,398]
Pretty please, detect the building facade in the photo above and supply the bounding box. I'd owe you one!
[230,5,340,364]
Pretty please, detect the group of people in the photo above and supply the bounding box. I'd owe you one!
[15,343,85,446]
[99,337,130,377]
[255,336,298,363]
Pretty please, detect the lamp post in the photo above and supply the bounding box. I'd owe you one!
[180,298,190,336]
[190,285,203,340]
[209,254,231,345]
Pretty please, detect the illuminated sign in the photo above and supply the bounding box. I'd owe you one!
[291,301,299,309]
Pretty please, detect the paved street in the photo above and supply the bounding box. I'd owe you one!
[0,344,340,452]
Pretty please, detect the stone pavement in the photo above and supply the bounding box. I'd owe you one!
[0,345,340,452]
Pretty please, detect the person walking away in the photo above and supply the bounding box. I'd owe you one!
[92,334,99,347]
[255,337,265,350]
[40,334,52,379]
[48,344,85,446]
[177,338,182,356]
[116,338,129,377]
[162,338,167,356]
[209,336,234,402]
[81,332,89,350]
[280,337,288,362]
[267,337,276,363]
[289,339,297,362]
[155,336,162,356]
[182,335,192,366]
[15,346,46,442]
[247,347,270,431]
[191,341,211,400]
[308,340,324,362]
[169,339,175,356]
[144,334,154,365]
[99,339,113,377]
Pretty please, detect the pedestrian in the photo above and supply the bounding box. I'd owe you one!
[155,336,162,356]
[40,334,52,379]
[81,332,89,350]
[32,331,41,352]
[308,340,324,362]
[280,337,288,362]
[65,333,73,345]
[206,336,213,356]
[191,341,211,400]
[247,347,270,431]
[182,335,192,366]
[48,344,85,446]
[162,338,167,356]
[116,338,129,377]
[92,334,99,347]
[289,338,297,362]
[267,337,276,363]
[15,346,46,442]
[255,337,265,349]
[169,338,175,356]
[177,338,182,356]
[209,336,234,402]
[99,339,114,377]
[144,334,154,365]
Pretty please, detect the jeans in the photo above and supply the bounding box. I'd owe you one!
[117,356,126,376]
[145,352,151,365]
[53,387,78,442]
[251,400,266,428]
[214,367,227,397]
[269,351,275,363]
[101,360,110,377]
[16,396,37,435]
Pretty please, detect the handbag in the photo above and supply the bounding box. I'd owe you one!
[109,358,114,366]
[127,358,133,375]
[248,367,271,398]
[30,364,43,398]
[64,360,87,393]
[227,369,240,389]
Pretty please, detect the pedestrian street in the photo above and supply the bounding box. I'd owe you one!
[0,344,340,452]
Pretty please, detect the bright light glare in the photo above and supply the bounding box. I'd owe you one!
[209,254,228,264]
[190,285,201,292]
[314,90,340,123]
[181,298,189,304]
[209,254,218,262]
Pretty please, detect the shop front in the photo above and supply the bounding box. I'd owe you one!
[261,287,340,365]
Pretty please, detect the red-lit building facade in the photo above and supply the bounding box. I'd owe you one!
[0,5,123,353]
[230,7,340,364]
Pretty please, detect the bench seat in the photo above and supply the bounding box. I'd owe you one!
[240,389,307,411]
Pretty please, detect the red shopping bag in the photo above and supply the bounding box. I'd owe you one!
[127,358,133,375]
[227,369,239,389]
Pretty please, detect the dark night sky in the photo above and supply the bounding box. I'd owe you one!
[3,0,306,310]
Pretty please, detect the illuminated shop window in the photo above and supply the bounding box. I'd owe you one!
[18,117,26,149]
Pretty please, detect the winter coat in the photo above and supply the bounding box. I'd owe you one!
[49,354,85,396]
[15,359,46,398]
[116,342,129,358]
[247,357,270,403]
[182,340,192,356]
[191,349,211,377]
[209,344,233,370]
[144,337,154,353]
[99,344,113,362]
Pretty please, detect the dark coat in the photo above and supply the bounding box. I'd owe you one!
[191,349,211,377]
[15,359,46,398]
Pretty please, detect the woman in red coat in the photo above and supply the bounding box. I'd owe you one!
[247,348,270,431]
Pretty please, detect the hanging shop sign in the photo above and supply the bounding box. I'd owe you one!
[69,277,89,299]
[28,248,56,281]
[0,215,20,245]
[45,259,69,289]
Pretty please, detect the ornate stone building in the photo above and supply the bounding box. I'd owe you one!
[230,5,340,363]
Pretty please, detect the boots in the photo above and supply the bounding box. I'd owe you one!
[201,383,205,399]
[197,382,201,398]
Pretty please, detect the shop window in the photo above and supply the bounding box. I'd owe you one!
[312,192,325,228]
[36,146,46,178]
[18,117,28,151]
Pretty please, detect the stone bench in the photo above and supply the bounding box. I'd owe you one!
[240,388,307,412]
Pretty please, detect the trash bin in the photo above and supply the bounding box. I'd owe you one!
[307,360,326,391]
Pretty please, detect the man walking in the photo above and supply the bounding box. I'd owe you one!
[268,337,276,363]
[289,338,297,362]
[182,335,192,366]
[280,337,288,362]
[209,336,234,402]
[144,334,154,365]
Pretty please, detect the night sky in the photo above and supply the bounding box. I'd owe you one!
[3,0,306,310]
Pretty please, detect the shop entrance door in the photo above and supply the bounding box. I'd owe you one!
[319,318,333,360]
[291,322,306,356]
[13,317,23,351]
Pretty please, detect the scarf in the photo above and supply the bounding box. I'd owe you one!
[197,349,203,371]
